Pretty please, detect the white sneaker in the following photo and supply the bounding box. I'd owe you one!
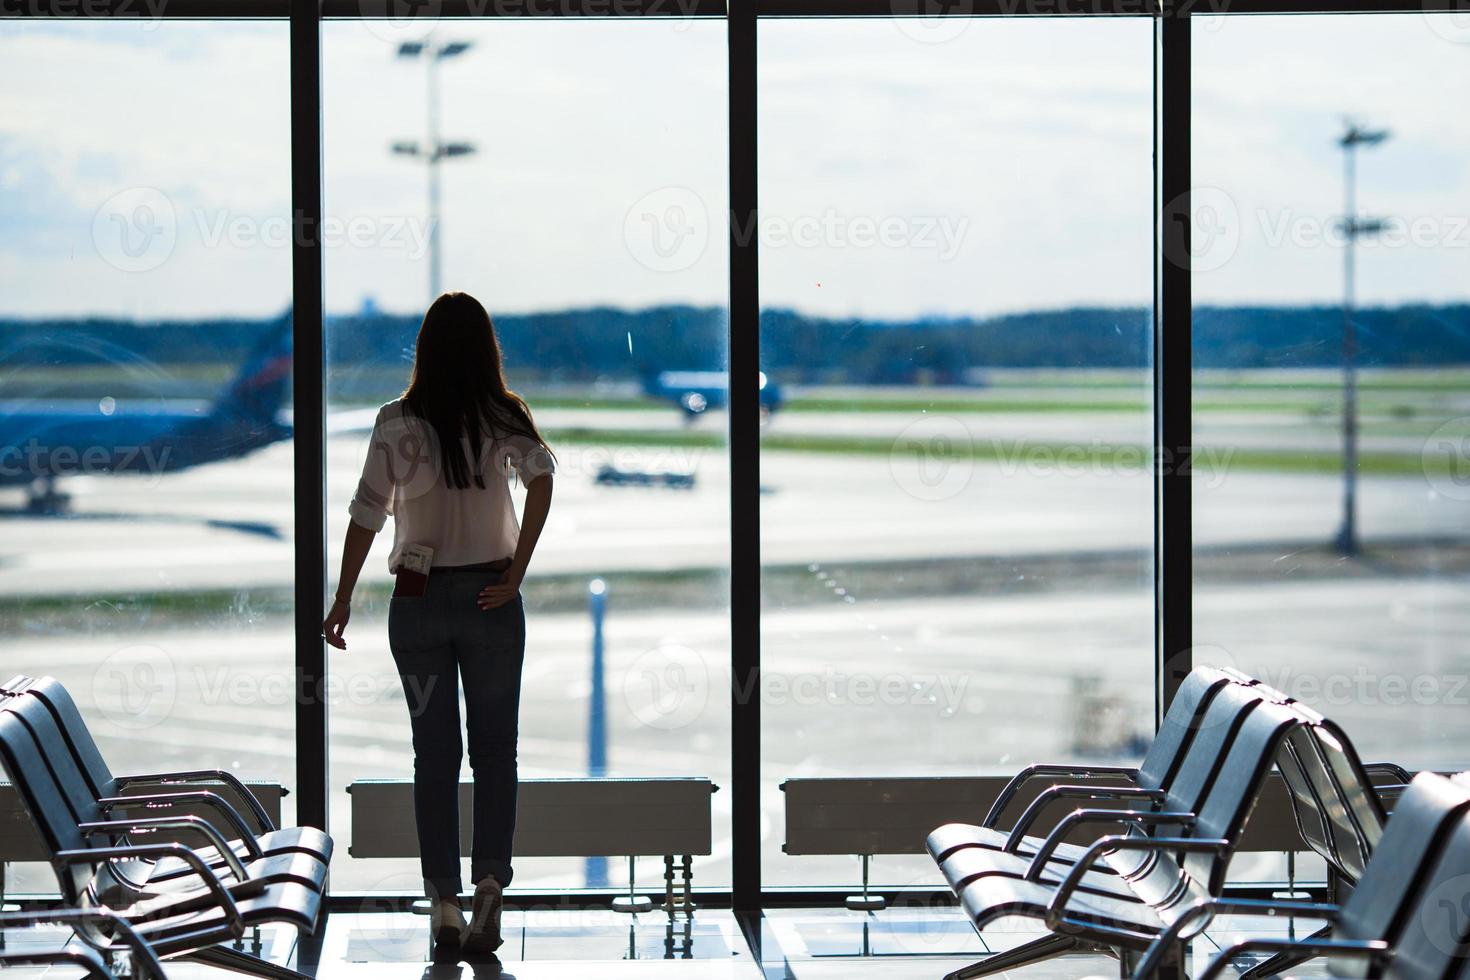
[462,877,504,954]
[430,897,466,949]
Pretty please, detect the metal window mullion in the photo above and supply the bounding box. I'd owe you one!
[292,0,329,833]
[1154,2,1191,725]
[728,0,761,917]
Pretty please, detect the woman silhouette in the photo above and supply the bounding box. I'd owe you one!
[323,291,555,958]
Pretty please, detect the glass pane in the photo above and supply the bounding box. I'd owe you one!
[323,20,730,894]
[757,17,1155,888]
[0,21,293,894]
[1193,13,1470,769]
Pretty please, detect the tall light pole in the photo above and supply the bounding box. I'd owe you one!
[392,39,477,303]
[1333,121,1390,557]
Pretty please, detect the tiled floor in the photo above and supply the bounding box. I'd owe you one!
[0,904,1339,978]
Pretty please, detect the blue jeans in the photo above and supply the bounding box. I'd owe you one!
[388,566,525,898]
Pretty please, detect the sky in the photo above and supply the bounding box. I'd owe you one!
[0,14,1467,321]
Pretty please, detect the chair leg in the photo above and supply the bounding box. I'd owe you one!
[1236,923,1333,980]
[1122,941,1187,980]
[943,933,1085,980]
[183,943,315,980]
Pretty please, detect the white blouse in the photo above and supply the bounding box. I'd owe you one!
[348,399,555,571]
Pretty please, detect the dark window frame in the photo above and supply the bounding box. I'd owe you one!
[5,0,1456,909]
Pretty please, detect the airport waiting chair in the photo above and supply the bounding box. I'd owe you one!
[0,708,324,980]
[0,692,328,895]
[1232,701,1407,980]
[928,666,1236,868]
[932,698,1301,979]
[0,908,168,980]
[933,680,1267,894]
[12,675,331,870]
[1129,771,1470,980]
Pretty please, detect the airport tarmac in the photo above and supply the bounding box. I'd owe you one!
[0,424,1462,596]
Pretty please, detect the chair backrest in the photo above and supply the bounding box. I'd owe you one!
[17,677,120,799]
[1387,807,1470,980]
[1183,698,1302,890]
[1313,717,1389,861]
[1118,688,1277,909]
[0,710,103,903]
[1,696,116,832]
[1332,773,1470,978]
[1135,667,1234,793]
[1220,671,1381,882]
[1275,720,1348,876]
[1159,681,1267,817]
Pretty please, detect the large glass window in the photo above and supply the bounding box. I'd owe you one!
[756,16,1155,887]
[323,19,730,892]
[0,21,293,894]
[1193,13,1470,769]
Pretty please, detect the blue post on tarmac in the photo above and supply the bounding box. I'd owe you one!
[585,578,609,889]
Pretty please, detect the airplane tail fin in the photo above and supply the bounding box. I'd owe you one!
[217,313,292,423]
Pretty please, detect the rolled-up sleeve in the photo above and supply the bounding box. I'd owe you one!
[504,434,555,483]
[348,406,394,532]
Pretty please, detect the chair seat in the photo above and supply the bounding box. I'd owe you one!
[957,872,1205,942]
[147,829,332,883]
[256,827,331,860]
[128,879,323,952]
[927,822,1101,866]
[148,848,328,893]
[0,936,115,977]
[938,846,1142,902]
[155,826,332,865]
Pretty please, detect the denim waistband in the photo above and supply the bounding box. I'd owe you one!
[431,559,512,574]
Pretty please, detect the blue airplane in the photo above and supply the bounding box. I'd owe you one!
[642,369,783,421]
[0,316,292,513]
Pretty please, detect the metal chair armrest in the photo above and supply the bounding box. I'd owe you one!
[982,764,1140,828]
[0,908,168,980]
[1043,836,1227,925]
[1005,785,1166,846]
[1130,896,1341,977]
[79,815,251,884]
[1197,937,1388,980]
[114,769,276,832]
[53,844,243,936]
[0,944,114,979]
[100,790,264,859]
[1361,761,1412,783]
[1024,809,1196,870]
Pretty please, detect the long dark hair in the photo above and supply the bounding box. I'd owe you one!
[402,291,552,490]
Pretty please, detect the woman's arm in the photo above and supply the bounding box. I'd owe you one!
[323,519,378,649]
[479,473,553,610]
